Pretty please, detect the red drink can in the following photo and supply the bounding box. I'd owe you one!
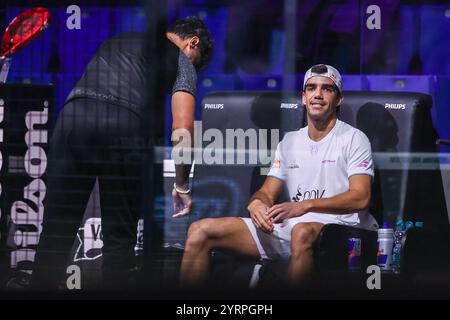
[348,238,361,272]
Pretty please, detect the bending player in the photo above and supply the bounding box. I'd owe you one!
[30,17,213,290]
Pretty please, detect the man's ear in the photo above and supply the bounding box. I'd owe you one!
[189,36,200,48]
[301,91,306,106]
[337,95,343,107]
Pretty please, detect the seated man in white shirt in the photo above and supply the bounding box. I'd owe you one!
[179,64,379,287]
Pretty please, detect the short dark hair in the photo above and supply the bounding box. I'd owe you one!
[311,64,328,74]
[168,16,214,72]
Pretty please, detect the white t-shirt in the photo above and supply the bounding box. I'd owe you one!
[268,119,376,226]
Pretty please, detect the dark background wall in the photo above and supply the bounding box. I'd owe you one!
[1,0,449,150]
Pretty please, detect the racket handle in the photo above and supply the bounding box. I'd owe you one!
[0,57,12,83]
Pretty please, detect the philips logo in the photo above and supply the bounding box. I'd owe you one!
[204,103,224,110]
[280,103,298,109]
[385,103,405,110]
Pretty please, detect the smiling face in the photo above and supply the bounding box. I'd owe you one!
[302,76,343,122]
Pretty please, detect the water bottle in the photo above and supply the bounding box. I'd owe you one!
[377,222,394,272]
[392,220,419,274]
[392,220,405,274]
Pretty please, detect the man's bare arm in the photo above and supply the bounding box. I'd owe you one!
[247,176,284,209]
[307,174,371,214]
[267,174,372,222]
[171,91,195,187]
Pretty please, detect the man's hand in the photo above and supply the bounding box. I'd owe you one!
[248,199,273,233]
[172,188,192,218]
[267,201,310,223]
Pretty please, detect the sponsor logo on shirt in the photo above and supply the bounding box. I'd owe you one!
[287,160,299,169]
[357,160,370,168]
[204,103,224,109]
[292,186,326,202]
[309,145,319,156]
[321,159,336,164]
[280,103,298,109]
[385,103,405,110]
[272,159,281,168]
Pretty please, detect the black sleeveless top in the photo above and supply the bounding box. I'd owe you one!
[66,32,197,117]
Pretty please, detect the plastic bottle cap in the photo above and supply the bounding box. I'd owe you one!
[378,228,394,235]
[379,222,393,235]
[405,221,414,229]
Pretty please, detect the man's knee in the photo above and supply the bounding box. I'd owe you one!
[290,223,321,254]
[186,219,215,249]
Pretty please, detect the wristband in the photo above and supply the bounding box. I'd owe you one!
[174,183,191,194]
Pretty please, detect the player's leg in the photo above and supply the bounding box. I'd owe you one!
[32,99,97,290]
[288,222,324,284]
[91,102,145,289]
[180,217,260,286]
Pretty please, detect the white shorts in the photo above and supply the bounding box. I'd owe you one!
[241,212,378,260]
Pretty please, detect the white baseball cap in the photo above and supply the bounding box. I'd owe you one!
[303,64,342,93]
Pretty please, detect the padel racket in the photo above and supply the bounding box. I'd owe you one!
[0,7,50,82]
